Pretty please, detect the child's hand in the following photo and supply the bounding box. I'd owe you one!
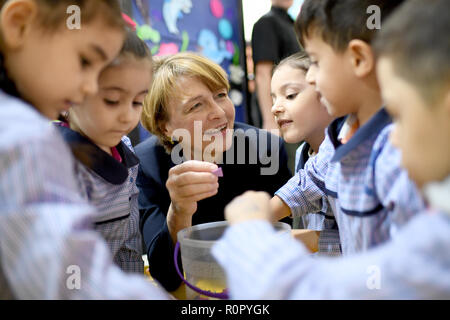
[225,191,272,225]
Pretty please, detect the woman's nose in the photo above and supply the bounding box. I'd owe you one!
[208,101,226,120]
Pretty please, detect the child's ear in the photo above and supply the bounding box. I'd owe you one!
[0,0,37,50]
[347,39,375,78]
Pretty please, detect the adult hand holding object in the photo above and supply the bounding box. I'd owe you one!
[166,160,219,242]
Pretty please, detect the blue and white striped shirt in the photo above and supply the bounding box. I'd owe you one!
[0,91,168,299]
[212,175,450,299]
[213,210,450,299]
[294,142,341,257]
[56,125,144,274]
[276,109,425,254]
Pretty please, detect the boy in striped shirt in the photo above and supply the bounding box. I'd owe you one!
[268,0,424,255]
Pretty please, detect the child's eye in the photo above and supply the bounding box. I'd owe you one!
[80,56,92,69]
[133,101,144,107]
[104,99,119,106]
[216,92,227,99]
[286,93,298,100]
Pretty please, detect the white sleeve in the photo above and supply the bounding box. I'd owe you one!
[0,127,168,299]
[212,213,450,299]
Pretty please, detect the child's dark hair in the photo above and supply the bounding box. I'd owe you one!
[273,52,311,76]
[373,0,450,105]
[295,0,405,51]
[119,29,152,62]
[0,0,125,31]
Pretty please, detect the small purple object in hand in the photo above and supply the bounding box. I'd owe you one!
[212,167,223,177]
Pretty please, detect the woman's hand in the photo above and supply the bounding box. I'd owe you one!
[225,191,272,225]
[166,160,219,242]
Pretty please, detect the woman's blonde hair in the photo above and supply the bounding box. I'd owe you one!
[141,52,230,153]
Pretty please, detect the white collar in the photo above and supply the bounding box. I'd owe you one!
[423,175,450,215]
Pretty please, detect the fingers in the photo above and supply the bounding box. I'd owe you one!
[169,160,217,176]
[166,161,220,207]
[168,171,218,188]
[169,180,219,200]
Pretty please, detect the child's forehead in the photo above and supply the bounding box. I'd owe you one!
[303,33,333,54]
[273,66,307,81]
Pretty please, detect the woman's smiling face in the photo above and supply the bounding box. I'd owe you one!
[163,76,235,161]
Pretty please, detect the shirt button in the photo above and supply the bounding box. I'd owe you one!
[130,177,134,183]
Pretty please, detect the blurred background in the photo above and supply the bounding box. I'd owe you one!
[119,0,304,144]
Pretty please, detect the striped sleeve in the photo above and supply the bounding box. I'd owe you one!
[371,126,425,231]
[0,126,168,299]
[275,136,333,218]
[212,213,450,299]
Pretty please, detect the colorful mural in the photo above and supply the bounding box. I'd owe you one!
[131,0,248,141]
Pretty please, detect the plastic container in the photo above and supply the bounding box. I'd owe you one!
[175,221,291,299]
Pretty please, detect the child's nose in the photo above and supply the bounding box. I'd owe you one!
[82,73,99,96]
[271,100,284,115]
[305,66,316,85]
[119,108,134,123]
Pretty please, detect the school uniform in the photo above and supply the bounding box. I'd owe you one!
[294,141,342,257]
[211,113,449,299]
[0,90,167,299]
[212,197,450,299]
[276,108,425,254]
[56,124,144,273]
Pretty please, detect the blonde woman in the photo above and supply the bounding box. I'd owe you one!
[136,52,291,291]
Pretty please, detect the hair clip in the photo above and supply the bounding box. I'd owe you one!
[122,12,137,31]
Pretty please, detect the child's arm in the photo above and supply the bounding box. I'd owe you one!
[269,195,292,221]
[214,194,450,299]
[272,135,334,221]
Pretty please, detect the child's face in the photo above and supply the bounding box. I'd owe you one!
[4,18,124,119]
[271,65,333,144]
[303,34,358,117]
[70,57,152,154]
[377,57,450,188]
